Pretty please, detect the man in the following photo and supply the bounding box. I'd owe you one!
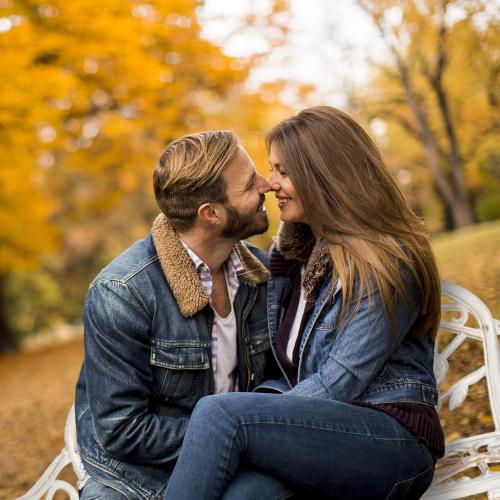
[75,131,275,499]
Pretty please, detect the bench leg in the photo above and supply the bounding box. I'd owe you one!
[16,448,78,500]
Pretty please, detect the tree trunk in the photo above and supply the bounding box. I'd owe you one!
[426,16,476,229]
[433,183,454,231]
[398,62,475,229]
[361,1,476,230]
[0,275,18,354]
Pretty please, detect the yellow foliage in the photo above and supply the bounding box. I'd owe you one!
[0,0,290,276]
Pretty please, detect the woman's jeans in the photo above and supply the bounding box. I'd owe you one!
[164,393,436,500]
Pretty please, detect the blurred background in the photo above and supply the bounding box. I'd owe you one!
[0,0,498,497]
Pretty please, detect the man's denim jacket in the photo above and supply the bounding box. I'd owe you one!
[260,223,439,407]
[75,215,273,499]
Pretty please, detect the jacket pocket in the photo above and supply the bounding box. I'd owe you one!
[150,340,210,369]
[247,329,271,355]
[246,328,272,388]
[150,340,211,402]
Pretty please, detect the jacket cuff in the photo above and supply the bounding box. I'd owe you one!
[253,377,289,394]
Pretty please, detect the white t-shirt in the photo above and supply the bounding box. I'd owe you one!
[286,268,307,361]
[180,240,241,394]
[213,292,238,394]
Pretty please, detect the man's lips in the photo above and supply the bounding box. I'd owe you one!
[257,195,267,213]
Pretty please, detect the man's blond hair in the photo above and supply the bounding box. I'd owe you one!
[153,131,239,232]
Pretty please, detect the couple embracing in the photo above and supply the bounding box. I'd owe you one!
[75,106,444,500]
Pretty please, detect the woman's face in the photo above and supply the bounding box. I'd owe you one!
[268,142,307,224]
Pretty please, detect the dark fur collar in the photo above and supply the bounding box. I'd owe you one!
[275,222,331,297]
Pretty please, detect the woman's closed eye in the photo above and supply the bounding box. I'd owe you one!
[268,166,287,177]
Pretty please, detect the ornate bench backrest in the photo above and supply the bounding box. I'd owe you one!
[435,281,500,431]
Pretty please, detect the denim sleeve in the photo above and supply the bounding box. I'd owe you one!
[285,280,420,402]
[83,279,188,464]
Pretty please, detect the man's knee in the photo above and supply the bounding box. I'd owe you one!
[191,393,249,429]
[79,478,128,499]
[193,393,230,419]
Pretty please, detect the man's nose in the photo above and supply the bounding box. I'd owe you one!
[257,174,271,194]
[267,171,280,192]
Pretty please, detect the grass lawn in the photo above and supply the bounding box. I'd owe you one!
[432,219,500,317]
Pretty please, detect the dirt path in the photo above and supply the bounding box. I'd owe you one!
[0,339,83,499]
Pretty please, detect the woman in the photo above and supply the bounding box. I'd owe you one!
[164,106,444,499]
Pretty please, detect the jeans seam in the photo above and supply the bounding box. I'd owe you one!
[276,492,297,500]
[211,398,242,500]
[239,420,417,441]
[80,478,132,500]
[384,465,433,500]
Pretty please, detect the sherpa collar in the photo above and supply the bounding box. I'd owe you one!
[275,222,332,297]
[151,214,269,317]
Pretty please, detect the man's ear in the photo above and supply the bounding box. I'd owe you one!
[197,202,223,226]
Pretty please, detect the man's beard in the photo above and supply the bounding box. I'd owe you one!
[221,197,269,240]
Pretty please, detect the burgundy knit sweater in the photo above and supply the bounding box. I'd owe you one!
[271,249,445,458]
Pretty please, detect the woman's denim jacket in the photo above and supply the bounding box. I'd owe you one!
[260,225,439,407]
[75,215,273,499]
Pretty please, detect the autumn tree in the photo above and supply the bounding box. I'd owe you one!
[0,0,290,351]
[356,0,499,230]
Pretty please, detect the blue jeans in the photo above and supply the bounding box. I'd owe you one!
[79,464,295,500]
[79,478,129,499]
[164,393,436,500]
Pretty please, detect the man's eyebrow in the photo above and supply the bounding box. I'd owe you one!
[244,171,256,190]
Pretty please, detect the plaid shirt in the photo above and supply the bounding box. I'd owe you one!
[180,241,243,383]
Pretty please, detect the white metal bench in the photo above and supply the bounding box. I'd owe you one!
[17,281,500,499]
[423,281,500,499]
[16,405,85,499]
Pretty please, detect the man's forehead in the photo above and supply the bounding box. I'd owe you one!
[235,144,251,164]
[225,146,255,178]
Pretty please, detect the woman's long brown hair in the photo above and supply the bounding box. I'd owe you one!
[267,106,440,340]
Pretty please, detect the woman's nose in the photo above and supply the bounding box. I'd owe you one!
[269,178,280,192]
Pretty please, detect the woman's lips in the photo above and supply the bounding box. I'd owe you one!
[276,197,291,209]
